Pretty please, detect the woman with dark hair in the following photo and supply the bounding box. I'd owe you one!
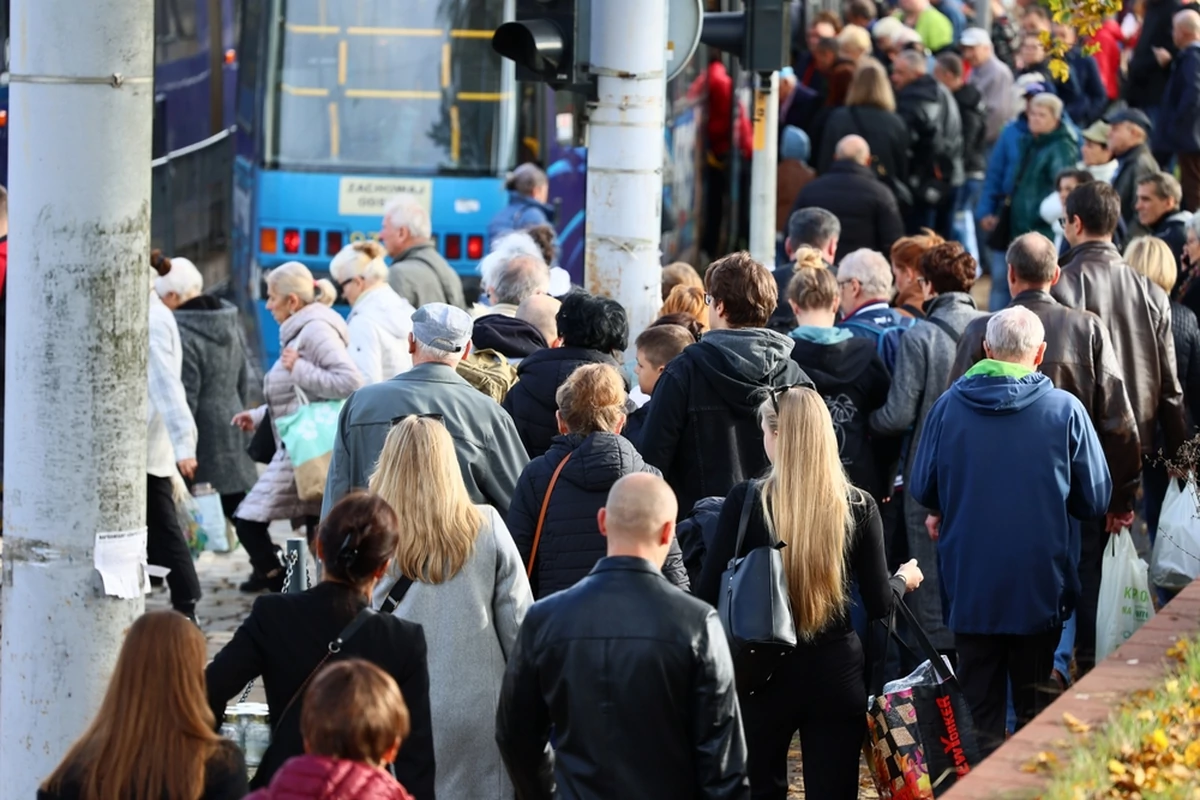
[502,291,632,458]
[206,493,435,795]
[507,364,690,599]
[871,242,986,658]
[40,611,247,800]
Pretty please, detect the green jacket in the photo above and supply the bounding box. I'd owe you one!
[1011,123,1080,240]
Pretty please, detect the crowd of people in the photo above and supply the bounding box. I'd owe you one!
[40,1,1200,798]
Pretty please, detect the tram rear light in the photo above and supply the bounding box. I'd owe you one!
[467,235,484,260]
[283,229,300,254]
[445,234,462,260]
[304,229,321,255]
[326,231,344,254]
[259,227,278,253]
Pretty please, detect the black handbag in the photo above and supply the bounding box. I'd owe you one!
[717,480,797,693]
[246,410,277,464]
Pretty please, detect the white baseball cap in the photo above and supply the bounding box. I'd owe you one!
[960,27,992,47]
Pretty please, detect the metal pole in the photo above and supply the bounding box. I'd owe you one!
[975,0,992,36]
[748,71,779,267]
[584,0,668,340]
[286,537,309,593]
[0,0,153,795]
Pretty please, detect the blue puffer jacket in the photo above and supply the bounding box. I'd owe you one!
[506,432,690,599]
[909,363,1112,636]
[487,192,556,241]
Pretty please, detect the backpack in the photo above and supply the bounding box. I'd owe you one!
[839,313,918,373]
[456,349,518,403]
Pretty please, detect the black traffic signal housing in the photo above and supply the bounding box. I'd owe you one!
[493,0,588,90]
[700,0,790,73]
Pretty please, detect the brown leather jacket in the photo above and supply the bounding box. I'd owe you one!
[1052,240,1188,462]
[948,289,1142,512]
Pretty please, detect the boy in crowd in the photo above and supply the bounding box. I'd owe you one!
[625,324,695,448]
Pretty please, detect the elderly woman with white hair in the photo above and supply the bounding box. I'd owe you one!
[155,256,258,522]
[330,241,415,384]
[1007,93,1080,243]
[230,262,364,592]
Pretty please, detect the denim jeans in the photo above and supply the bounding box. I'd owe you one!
[988,248,1010,312]
[954,180,984,266]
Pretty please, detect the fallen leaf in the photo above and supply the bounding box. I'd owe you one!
[1110,759,1128,776]
[1064,711,1092,733]
[1151,728,1171,752]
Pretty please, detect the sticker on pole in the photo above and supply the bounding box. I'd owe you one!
[753,90,768,152]
[665,0,704,82]
[94,528,149,599]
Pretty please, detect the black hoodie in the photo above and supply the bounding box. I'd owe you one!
[789,332,897,502]
[640,328,811,518]
[471,314,547,361]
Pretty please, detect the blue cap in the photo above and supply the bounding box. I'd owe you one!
[1105,107,1154,134]
[781,126,811,164]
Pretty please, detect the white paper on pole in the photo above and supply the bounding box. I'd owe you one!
[93,528,148,599]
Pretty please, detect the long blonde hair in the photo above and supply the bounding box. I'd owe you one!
[41,611,225,800]
[369,416,483,583]
[759,387,857,640]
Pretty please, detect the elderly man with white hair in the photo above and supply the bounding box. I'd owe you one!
[381,195,466,309]
[836,248,913,364]
[910,305,1111,758]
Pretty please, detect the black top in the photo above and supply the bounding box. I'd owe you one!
[495,557,750,800]
[696,481,904,643]
[38,740,248,800]
[790,160,906,263]
[205,582,436,797]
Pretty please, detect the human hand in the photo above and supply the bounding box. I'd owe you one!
[177,458,198,480]
[1154,46,1172,67]
[897,559,924,592]
[280,347,300,370]
[980,215,998,232]
[231,411,257,431]
[925,513,941,541]
[1105,511,1134,534]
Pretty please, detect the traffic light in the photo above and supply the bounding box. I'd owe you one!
[700,0,790,73]
[492,0,589,90]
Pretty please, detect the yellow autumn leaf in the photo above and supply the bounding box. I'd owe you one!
[1063,711,1091,733]
[1151,728,1171,752]
[1138,709,1154,721]
[1110,759,1128,776]
[1049,58,1070,83]
[1166,679,1179,693]
[1185,740,1200,768]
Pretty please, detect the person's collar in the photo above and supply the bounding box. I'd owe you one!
[394,240,433,260]
[846,299,890,318]
[1151,209,1180,230]
[589,555,665,577]
[964,358,1036,379]
[402,360,466,381]
[1011,287,1054,304]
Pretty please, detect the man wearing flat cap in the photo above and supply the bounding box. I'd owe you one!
[1108,108,1162,238]
[322,302,529,517]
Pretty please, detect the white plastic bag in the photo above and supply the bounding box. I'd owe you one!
[193,487,231,553]
[1096,528,1154,661]
[1151,480,1200,590]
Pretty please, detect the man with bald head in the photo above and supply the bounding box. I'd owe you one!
[790,134,904,260]
[496,473,750,800]
[1156,8,1200,211]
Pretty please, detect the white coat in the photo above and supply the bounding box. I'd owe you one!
[346,284,415,384]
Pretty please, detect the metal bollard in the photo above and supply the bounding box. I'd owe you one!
[285,537,309,593]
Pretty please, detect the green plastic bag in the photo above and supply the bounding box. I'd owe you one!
[275,388,344,502]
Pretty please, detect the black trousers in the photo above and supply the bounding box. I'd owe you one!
[1074,516,1108,677]
[235,517,280,575]
[220,492,246,521]
[956,628,1061,757]
[741,631,866,799]
[146,474,201,614]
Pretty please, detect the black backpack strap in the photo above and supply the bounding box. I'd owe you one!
[926,315,962,344]
[380,576,416,615]
[900,303,925,319]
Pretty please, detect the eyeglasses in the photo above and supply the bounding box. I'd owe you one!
[916,276,929,286]
[837,278,858,287]
[390,412,445,426]
[338,276,360,291]
[704,293,714,306]
[768,383,810,414]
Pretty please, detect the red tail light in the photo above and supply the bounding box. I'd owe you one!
[445,234,462,260]
[283,229,300,254]
[304,229,321,255]
[467,235,484,260]
[326,231,344,254]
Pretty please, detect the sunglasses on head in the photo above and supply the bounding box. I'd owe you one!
[390,412,445,427]
[768,384,809,414]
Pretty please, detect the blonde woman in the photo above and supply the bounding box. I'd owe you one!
[329,241,415,384]
[816,57,909,189]
[230,262,364,592]
[370,415,532,800]
[696,387,922,800]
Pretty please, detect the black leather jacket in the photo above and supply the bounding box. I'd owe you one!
[495,557,750,800]
[896,74,965,191]
[1053,241,1188,460]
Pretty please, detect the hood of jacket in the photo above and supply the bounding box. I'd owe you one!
[347,285,414,338]
[253,755,413,800]
[173,296,240,347]
[952,366,1054,414]
[472,313,548,358]
[1117,141,1154,169]
[692,328,804,410]
[1155,210,1193,235]
[505,191,556,221]
[788,334,878,386]
[899,73,941,106]
[280,302,351,348]
[552,431,655,493]
[1030,119,1077,150]
[514,345,624,394]
[788,324,854,345]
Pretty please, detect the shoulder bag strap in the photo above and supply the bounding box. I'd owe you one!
[900,303,925,319]
[526,452,573,578]
[273,606,376,730]
[926,315,963,344]
[731,480,760,565]
[380,575,416,615]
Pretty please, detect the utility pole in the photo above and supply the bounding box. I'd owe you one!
[747,71,779,267]
[0,0,153,795]
[975,0,992,36]
[583,0,668,338]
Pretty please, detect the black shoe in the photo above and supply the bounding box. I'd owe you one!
[239,568,284,593]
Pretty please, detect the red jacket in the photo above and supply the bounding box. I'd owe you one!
[1089,19,1126,100]
[246,756,415,800]
[690,61,753,161]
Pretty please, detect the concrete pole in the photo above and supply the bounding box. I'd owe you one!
[0,0,153,795]
[748,71,779,267]
[584,0,668,339]
[975,0,993,36]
